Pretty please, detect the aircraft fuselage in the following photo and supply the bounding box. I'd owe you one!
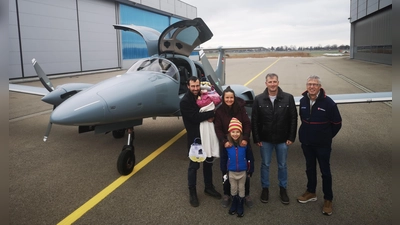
[50,71,180,126]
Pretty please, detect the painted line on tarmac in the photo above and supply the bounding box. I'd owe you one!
[9,110,52,122]
[57,58,279,224]
[57,129,187,225]
[243,58,280,87]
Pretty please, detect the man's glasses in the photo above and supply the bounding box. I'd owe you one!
[306,83,320,87]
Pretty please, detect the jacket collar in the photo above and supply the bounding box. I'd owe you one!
[263,86,284,99]
[186,89,199,100]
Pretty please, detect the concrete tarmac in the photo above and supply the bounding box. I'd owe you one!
[9,56,391,224]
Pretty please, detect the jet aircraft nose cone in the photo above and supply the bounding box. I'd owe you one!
[50,94,107,125]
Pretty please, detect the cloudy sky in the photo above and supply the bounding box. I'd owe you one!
[182,0,351,49]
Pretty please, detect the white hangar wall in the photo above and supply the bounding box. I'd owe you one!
[9,0,197,79]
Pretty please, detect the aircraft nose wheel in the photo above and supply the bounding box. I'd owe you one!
[117,128,135,175]
[117,145,135,175]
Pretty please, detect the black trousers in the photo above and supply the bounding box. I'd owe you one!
[188,159,214,188]
[301,144,333,201]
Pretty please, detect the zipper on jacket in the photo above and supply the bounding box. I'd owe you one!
[235,147,239,171]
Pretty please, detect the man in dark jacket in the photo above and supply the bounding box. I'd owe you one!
[296,75,342,216]
[251,73,298,205]
[180,76,221,207]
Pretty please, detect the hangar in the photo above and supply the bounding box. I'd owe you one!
[349,0,392,65]
[8,0,196,79]
[9,0,393,80]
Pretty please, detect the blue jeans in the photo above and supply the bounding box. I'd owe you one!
[301,144,333,201]
[260,142,288,188]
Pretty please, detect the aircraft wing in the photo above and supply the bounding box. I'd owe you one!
[200,46,265,51]
[9,84,48,96]
[294,92,392,106]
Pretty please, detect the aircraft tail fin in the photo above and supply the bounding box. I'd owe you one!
[199,49,225,89]
[201,46,264,86]
[32,58,54,92]
[199,47,226,85]
[214,47,226,85]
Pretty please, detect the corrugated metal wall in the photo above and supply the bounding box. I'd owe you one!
[8,0,196,79]
[350,0,392,65]
[9,0,118,78]
[78,0,119,71]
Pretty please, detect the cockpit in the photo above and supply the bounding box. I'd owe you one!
[126,58,179,81]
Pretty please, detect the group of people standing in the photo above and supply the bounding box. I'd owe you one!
[179,73,342,217]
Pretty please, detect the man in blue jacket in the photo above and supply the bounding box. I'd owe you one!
[297,75,342,216]
[180,76,222,207]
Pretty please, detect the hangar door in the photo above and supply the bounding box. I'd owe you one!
[353,8,391,65]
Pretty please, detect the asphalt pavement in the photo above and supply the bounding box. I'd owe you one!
[9,56,391,224]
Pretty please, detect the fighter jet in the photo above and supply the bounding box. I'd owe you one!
[9,18,391,175]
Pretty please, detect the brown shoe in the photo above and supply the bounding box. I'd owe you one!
[322,200,333,216]
[297,191,317,203]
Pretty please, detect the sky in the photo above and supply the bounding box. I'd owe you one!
[182,0,351,49]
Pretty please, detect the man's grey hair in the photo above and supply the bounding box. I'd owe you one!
[306,75,321,84]
[266,73,278,80]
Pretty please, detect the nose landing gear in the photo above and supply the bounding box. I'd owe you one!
[117,128,135,175]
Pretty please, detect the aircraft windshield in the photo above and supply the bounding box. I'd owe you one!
[127,58,178,80]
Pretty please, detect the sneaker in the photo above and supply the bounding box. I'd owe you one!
[280,187,290,205]
[204,187,222,199]
[297,191,317,203]
[221,195,231,208]
[322,200,333,216]
[245,195,254,208]
[260,188,269,203]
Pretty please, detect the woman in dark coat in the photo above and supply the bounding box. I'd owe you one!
[214,86,254,208]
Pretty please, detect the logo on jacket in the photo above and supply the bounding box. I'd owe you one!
[317,107,326,111]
